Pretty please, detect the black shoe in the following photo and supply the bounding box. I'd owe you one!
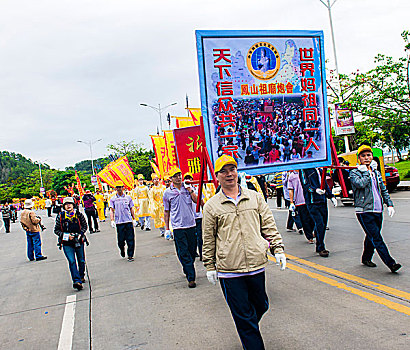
[36,256,47,261]
[73,282,83,290]
[127,257,134,262]
[95,229,100,233]
[81,278,86,283]
[362,260,377,267]
[90,230,94,234]
[141,225,144,230]
[318,250,329,257]
[298,229,304,235]
[120,248,125,258]
[188,281,196,288]
[145,228,151,231]
[29,258,35,262]
[390,263,402,273]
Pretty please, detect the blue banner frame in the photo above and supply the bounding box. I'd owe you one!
[196,30,332,175]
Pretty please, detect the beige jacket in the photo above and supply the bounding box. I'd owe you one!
[20,209,41,232]
[202,186,284,273]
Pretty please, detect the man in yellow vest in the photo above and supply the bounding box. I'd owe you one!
[148,173,166,236]
[134,174,151,231]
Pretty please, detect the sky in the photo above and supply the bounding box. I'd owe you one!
[0,0,408,169]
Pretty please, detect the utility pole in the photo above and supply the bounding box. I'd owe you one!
[320,0,350,152]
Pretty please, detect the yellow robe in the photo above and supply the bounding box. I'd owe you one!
[148,184,166,229]
[134,185,150,217]
[94,194,106,221]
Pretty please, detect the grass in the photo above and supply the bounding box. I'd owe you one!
[387,160,410,180]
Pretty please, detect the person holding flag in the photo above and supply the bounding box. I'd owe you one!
[133,174,151,231]
[148,174,166,236]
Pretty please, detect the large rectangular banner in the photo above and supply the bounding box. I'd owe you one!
[163,130,178,170]
[334,103,355,136]
[196,30,332,174]
[173,125,203,181]
[97,166,120,188]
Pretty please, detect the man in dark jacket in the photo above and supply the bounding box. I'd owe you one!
[350,145,401,273]
[82,191,99,233]
[299,168,338,257]
[1,202,11,233]
[54,197,88,290]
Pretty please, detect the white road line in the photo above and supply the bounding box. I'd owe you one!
[57,294,76,350]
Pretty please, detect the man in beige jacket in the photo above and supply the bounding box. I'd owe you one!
[202,155,286,350]
[20,199,47,261]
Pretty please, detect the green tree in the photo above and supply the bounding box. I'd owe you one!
[331,30,410,157]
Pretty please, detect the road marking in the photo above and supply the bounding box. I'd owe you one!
[285,254,410,301]
[268,257,410,316]
[57,294,76,350]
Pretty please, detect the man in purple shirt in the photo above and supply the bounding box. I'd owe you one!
[288,170,315,244]
[110,181,137,262]
[82,191,99,233]
[163,167,198,288]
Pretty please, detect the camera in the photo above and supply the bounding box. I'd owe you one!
[36,216,46,231]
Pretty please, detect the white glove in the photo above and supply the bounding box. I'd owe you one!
[316,188,326,195]
[370,160,378,171]
[110,221,116,228]
[289,203,296,212]
[357,164,368,172]
[387,206,395,218]
[274,253,287,271]
[331,197,338,207]
[133,220,138,227]
[206,270,218,285]
[184,180,192,191]
[165,229,172,240]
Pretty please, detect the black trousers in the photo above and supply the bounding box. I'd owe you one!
[194,218,203,259]
[173,227,197,282]
[357,212,395,268]
[3,218,10,233]
[116,222,135,258]
[85,208,99,232]
[220,272,268,350]
[297,204,315,240]
[276,187,283,208]
[47,207,52,217]
[307,202,328,252]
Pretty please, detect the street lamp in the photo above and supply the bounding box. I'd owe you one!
[319,0,351,152]
[140,102,177,132]
[37,159,48,190]
[77,139,102,175]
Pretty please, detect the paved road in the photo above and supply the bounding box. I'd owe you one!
[0,192,409,349]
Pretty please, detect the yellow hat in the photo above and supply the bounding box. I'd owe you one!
[184,172,193,179]
[214,154,237,173]
[151,173,159,180]
[137,174,144,180]
[357,145,372,155]
[164,174,170,181]
[114,180,124,187]
[169,167,182,178]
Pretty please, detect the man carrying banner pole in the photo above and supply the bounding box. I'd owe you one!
[163,167,198,288]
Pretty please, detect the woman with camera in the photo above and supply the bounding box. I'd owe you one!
[54,197,88,290]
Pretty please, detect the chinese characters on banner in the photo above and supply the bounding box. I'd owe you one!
[195,30,332,174]
[74,171,85,197]
[109,156,135,190]
[334,104,355,135]
[151,135,169,178]
[164,130,178,170]
[173,126,203,181]
[97,165,120,188]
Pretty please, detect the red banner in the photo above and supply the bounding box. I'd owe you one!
[75,171,85,197]
[173,126,203,181]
